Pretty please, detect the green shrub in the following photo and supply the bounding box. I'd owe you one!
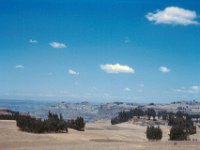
[169,125,188,141]
[67,117,85,131]
[146,126,162,140]
[168,112,196,140]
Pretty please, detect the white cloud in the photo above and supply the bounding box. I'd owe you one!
[124,87,131,92]
[100,63,135,74]
[68,69,79,75]
[15,65,24,69]
[49,42,66,48]
[191,86,200,91]
[146,6,199,26]
[175,85,200,94]
[159,66,170,73]
[29,39,38,44]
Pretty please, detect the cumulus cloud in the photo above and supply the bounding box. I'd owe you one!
[159,66,170,73]
[175,85,200,94]
[49,42,66,48]
[68,69,79,75]
[29,39,38,44]
[100,63,135,74]
[146,6,199,26]
[15,65,24,69]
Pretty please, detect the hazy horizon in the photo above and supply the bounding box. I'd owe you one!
[0,0,199,103]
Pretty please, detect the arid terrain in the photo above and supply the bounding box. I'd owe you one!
[1,120,200,150]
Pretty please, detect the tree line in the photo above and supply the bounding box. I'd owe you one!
[0,111,85,133]
[111,108,156,125]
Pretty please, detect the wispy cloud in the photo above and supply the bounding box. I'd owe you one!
[29,39,38,44]
[124,37,131,44]
[68,69,79,75]
[146,6,199,26]
[159,66,170,73]
[15,65,24,69]
[124,87,131,92]
[139,84,144,87]
[49,42,66,48]
[100,63,135,74]
[137,89,143,93]
[175,85,200,94]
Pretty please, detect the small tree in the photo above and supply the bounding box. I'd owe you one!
[75,117,85,131]
[146,126,162,140]
[168,112,196,140]
[169,125,188,141]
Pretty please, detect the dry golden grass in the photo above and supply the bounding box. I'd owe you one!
[0,120,200,150]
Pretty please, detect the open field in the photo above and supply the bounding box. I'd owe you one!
[1,120,200,150]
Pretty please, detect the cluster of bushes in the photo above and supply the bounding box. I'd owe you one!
[157,110,168,120]
[0,114,18,120]
[0,110,19,120]
[168,111,196,140]
[111,111,129,125]
[67,117,85,131]
[146,108,156,120]
[16,112,85,133]
[111,108,146,125]
[111,108,158,125]
[146,126,162,140]
[16,112,68,133]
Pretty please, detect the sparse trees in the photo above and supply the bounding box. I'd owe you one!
[158,110,168,120]
[146,108,156,120]
[111,108,144,125]
[132,108,144,119]
[111,111,129,125]
[168,111,196,140]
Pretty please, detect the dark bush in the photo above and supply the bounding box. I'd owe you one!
[0,110,19,120]
[168,112,196,140]
[146,126,162,140]
[16,112,67,133]
[111,108,144,125]
[67,117,85,131]
[169,125,188,141]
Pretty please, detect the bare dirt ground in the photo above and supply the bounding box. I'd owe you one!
[1,120,200,150]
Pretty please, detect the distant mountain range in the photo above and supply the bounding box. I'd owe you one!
[35,100,200,122]
[1,99,200,122]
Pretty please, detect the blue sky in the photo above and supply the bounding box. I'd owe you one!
[0,0,200,103]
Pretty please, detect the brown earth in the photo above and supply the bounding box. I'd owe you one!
[0,120,200,150]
